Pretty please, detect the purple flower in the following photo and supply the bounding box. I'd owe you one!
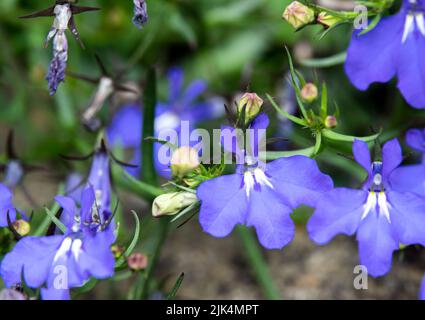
[420,275,425,300]
[197,114,333,249]
[108,68,222,177]
[308,139,425,277]
[0,183,17,228]
[133,0,148,29]
[0,186,115,300]
[345,0,425,109]
[390,128,425,196]
[46,32,68,96]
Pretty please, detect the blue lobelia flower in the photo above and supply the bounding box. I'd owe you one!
[197,113,333,250]
[133,0,148,29]
[345,0,425,109]
[390,128,425,196]
[0,186,116,300]
[308,139,425,277]
[0,183,17,228]
[108,67,222,177]
[420,275,425,300]
[46,31,68,96]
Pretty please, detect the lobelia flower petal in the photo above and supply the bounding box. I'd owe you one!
[344,10,404,91]
[167,67,184,103]
[357,211,399,277]
[80,186,96,222]
[40,287,70,300]
[389,164,425,196]
[107,104,142,148]
[182,80,207,107]
[55,194,79,229]
[420,275,425,300]
[307,188,367,245]
[246,186,294,250]
[0,236,64,288]
[353,139,372,176]
[76,231,115,279]
[406,128,425,153]
[382,138,403,179]
[396,27,425,108]
[387,191,425,246]
[265,156,334,208]
[198,174,248,238]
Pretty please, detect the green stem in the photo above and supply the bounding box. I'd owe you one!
[237,226,281,300]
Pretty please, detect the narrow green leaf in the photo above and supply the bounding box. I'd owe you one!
[320,83,328,118]
[170,201,201,223]
[359,14,382,36]
[167,273,185,300]
[300,52,347,68]
[313,133,322,156]
[115,210,141,268]
[260,147,316,160]
[266,94,307,126]
[322,128,381,143]
[142,68,158,186]
[43,207,67,234]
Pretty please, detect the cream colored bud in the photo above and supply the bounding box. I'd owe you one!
[152,192,198,217]
[171,146,200,178]
[237,92,263,125]
[317,12,342,29]
[325,115,338,128]
[12,220,30,236]
[301,83,318,103]
[283,1,315,29]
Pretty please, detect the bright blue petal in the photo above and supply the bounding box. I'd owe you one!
[246,186,294,249]
[353,139,372,175]
[167,67,184,102]
[357,212,399,277]
[389,164,425,196]
[198,174,248,238]
[388,191,425,246]
[80,186,96,223]
[344,11,404,90]
[307,188,366,245]
[265,156,334,208]
[55,195,78,229]
[107,104,142,148]
[420,275,425,300]
[396,29,425,109]
[40,288,70,300]
[406,128,425,153]
[0,183,16,227]
[182,80,207,106]
[382,138,403,179]
[0,236,63,288]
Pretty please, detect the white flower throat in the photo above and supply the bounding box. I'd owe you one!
[243,168,273,198]
[361,162,391,223]
[403,0,425,42]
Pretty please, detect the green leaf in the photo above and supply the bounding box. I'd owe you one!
[142,68,158,186]
[166,273,185,300]
[322,128,381,143]
[359,14,382,36]
[43,207,67,234]
[300,51,347,68]
[115,210,141,268]
[117,169,163,200]
[266,94,307,126]
[260,147,316,160]
[320,83,328,118]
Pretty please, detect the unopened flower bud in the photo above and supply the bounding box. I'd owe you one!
[152,192,198,218]
[283,1,315,29]
[171,146,200,178]
[317,12,342,29]
[12,220,30,237]
[127,252,148,271]
[301,83,318,103]
[325,115,338,129]
[237,92,263,125]
[111,245,124,259]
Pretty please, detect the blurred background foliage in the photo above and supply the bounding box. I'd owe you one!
[1,0,425,299]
